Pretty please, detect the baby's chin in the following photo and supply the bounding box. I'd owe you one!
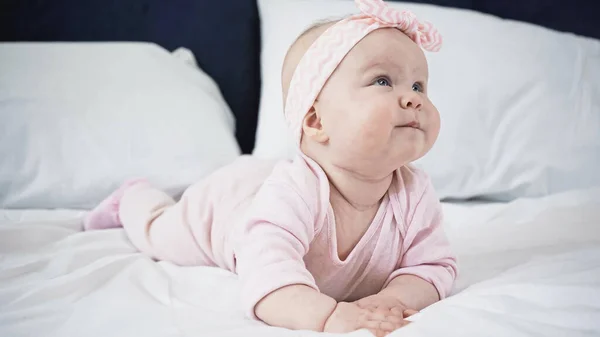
[327,137,426,172]
[389,141,429,165]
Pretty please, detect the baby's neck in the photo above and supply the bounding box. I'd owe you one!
[322,161,393,212]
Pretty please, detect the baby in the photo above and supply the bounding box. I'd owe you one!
[84,0,458,336]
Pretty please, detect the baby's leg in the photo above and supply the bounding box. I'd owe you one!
[84,181,214,266]
[117,183,215,266]
[83,179,149,230]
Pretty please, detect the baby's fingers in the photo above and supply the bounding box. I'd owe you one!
[364,308,389,321]
[360,318,411,337]
[390,306,404,317]
[403,309,419,317]
[383,314,404,325]
[367,329,388,337]
[379,319,410,332]
[361,318,392,336]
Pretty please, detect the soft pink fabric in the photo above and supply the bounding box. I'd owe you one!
[83,178,149,230]
[111,155,457,320]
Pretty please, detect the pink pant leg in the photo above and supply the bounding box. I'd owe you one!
[119,184,215,267]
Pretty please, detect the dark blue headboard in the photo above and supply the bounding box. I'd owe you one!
[0,0,262,154]
[1,0,598,153]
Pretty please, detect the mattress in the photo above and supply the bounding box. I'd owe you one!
[1,188,599,337]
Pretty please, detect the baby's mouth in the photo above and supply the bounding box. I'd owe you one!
[403,121,421,129]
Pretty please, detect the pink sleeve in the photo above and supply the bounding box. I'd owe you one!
[385,176,458,299]
[233,177,320,320]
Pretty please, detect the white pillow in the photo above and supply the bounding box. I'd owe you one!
[0,42,241,209]
[254,0,600,201]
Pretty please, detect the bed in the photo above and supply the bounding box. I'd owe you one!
[1,0,599,336]
[2,188,599,337]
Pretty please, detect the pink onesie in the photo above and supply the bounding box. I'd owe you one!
[114,154,458,320]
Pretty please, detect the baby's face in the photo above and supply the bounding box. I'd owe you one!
[314,28,440,176]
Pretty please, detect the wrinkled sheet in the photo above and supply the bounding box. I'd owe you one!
[1,188,599,337]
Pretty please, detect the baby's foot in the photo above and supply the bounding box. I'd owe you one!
[83,179,149,231]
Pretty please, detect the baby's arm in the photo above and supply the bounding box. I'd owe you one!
[378,274,440,310]
[233,173,337,331]
[255,285,336,331]
[379,176,458,309]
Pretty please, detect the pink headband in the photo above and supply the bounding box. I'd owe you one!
[284,0,442,147]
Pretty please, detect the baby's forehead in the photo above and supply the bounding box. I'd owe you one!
[342,28,428,70]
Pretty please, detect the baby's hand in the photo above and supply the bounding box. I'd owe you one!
[323,301,407,337]
[355,294,419,319]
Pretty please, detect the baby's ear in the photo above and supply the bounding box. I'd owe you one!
[302,106,329,144]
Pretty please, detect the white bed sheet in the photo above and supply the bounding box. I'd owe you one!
[1,188,599,337]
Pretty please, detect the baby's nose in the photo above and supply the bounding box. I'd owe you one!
[400,91,423,110]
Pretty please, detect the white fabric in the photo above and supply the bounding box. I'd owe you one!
[1,187,599,337]
[253,0,600,201]
[0,42,241,209]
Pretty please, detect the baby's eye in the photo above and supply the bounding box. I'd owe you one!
[412,82,424,92]
[373,77,391,87]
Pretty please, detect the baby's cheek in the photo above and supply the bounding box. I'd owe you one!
[424,104,441,143]
[355,113,390,150]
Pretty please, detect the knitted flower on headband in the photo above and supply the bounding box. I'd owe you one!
[284,0,442,148]
[355,0,442,52]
